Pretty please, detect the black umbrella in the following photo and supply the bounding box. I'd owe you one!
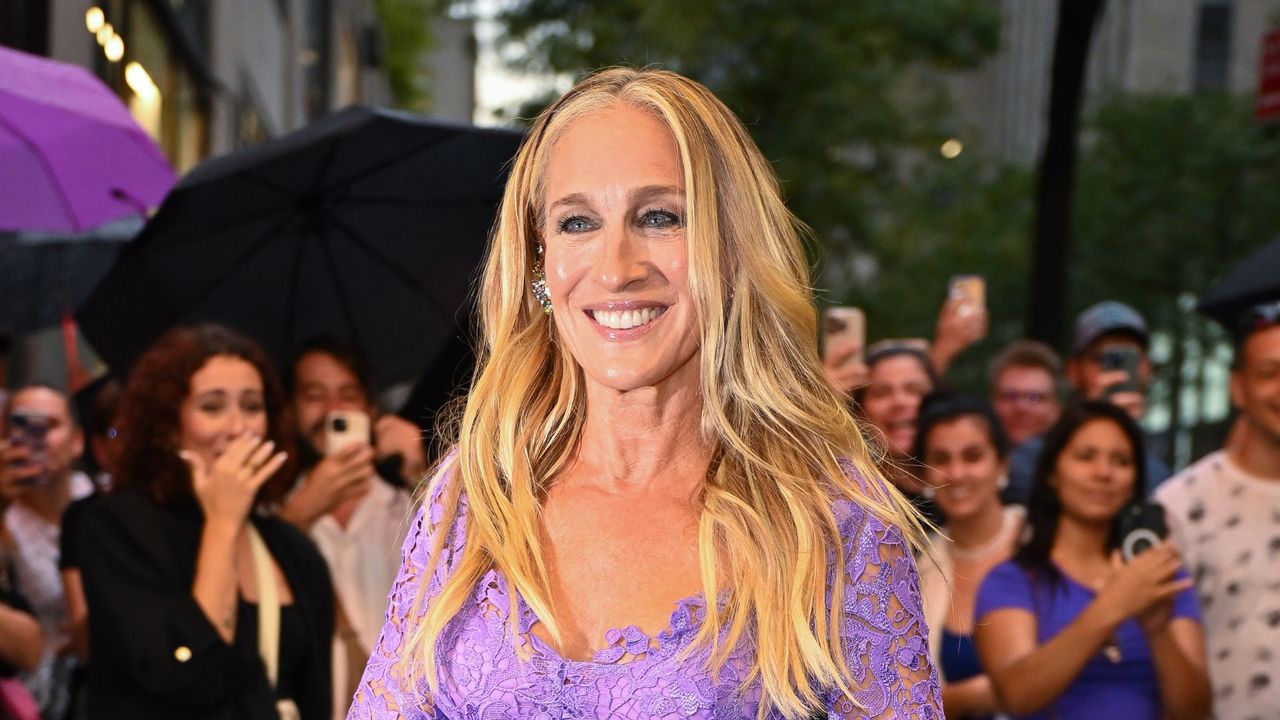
[0,216,140,334]
[77,106,523,389]
[1197,234,1280,329]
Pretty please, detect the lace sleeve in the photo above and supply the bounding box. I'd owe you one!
[347,455,462,719]
[826,501,943,719]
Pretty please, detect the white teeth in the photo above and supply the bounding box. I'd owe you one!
[591,307,664,330]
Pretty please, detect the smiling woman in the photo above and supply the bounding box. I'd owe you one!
[349,68,942,720]
[76,325,335,719]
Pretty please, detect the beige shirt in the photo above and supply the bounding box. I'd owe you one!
[307,478,413,719]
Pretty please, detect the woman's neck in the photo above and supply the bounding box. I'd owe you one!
[571,367,711,497]
[1051,512,1111,565]
[948,499,1006,551]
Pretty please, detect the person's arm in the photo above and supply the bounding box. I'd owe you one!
[929,296,988,376]
[60,568,90,661]
[941,675,999,717]
[976,545,1193,715]
[280,442,375,531]
[975,603,1118,715]
[824,505,943,719]
[0,601,42,672]
[1146,618,1210,720]
[183,435,287,642]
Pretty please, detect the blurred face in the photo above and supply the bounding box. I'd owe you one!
[1052,417,1135,526]
[992,365,1060,445]
[922,416,1007,523]
[6,386,83,483]
[540,104,698,393]
[861,355,933,457]
[1231,325,1280,447]
[292,351,369,454]
[179,356,268,471]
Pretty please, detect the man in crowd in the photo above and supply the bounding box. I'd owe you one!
[987,340,1063,504]
[279,338,423,719]
[0,385,93,718]
[1066,300,1171,493]
[1156,299,1280,718]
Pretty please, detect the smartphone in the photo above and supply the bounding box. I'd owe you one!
[823,307,866,368]
[324,410,371,456]
[1116,502,1168,562]
[7,410,52,486]
[948,275,986,312]
[1098,345,1142,395]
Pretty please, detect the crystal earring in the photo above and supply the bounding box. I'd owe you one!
[531,245,553,314]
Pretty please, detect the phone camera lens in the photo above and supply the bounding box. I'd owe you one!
[332,417,348,432]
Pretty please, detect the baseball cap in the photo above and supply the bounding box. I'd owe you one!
[1072,301,1149,356]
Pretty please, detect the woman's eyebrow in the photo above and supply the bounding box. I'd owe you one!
[548,192,590,213]
[630,185,684,204]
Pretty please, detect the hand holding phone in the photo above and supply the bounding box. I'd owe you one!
[324,410,371,456]
[5,410,53,489]
[1116,502,1169,562]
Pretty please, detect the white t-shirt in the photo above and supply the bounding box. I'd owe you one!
[1155,450,1280,720]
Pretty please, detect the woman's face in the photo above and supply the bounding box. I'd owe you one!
[922,416,1007,523]
[1052,417,1136,526]
[179,355,269,471]
[860,355,933,456]
[540,103,699,393]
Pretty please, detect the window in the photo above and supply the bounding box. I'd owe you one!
[1193,1,1233,92]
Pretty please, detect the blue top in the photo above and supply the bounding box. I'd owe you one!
[939,628,983,683]
[975,560,1200,720]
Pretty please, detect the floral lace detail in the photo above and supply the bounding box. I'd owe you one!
[347,458,942,719]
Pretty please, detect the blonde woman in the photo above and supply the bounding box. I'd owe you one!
[349,68,941,719]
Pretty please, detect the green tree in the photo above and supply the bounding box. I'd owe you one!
[1072,92,1280,460]
[375,0,442,111]
[483,0,1005,347]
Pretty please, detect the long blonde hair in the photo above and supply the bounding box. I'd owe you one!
[405,67,927,718]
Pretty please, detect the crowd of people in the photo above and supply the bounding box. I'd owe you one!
[1,328,426,719]
[0,66,1277,720]
[823,293,1280,718]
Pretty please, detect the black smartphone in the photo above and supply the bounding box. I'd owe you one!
[1098,345,1142,395]
[7,410,52,486]
[1116,502,1168,561]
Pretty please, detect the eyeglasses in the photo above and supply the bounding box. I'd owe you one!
[1238,301,1280,335]
[994,390,1050,406]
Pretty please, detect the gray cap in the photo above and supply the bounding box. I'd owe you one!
[1073,301,1148,355]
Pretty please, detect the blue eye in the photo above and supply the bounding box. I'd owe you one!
[559,215,595,233]
[639,209,681,229]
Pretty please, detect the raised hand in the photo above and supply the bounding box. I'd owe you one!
[281,440,374,529]
[181,434,287,529]
[1093,542,1191,630]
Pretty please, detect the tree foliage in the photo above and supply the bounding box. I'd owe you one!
[486,0,1004,342]
[375,0,442,111]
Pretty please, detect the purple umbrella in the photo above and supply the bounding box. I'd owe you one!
[0,45,175,233]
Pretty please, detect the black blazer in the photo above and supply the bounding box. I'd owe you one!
[78,488,334,720]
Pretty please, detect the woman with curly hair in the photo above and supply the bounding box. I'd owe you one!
[349,67,941,720]
[78,324,333,719]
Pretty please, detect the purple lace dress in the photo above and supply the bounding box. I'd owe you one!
[348,461,942,719]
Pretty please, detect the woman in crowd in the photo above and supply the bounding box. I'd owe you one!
[974,401,1209,719]
[854,344,943,524]
[78,325,334,719]
[349,68,940,719]
[914,394,1023,719]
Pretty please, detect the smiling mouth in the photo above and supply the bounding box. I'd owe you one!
[588,306,667,330]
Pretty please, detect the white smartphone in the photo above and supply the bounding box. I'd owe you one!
[324,409,370,456]
[823,307,866,368]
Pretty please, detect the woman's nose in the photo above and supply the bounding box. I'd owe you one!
[595,226,648,291]
[227,407,248,437]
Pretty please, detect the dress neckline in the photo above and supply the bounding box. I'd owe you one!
[493,569,713,666]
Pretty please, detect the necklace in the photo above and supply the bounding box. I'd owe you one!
[950,509,1017,563]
